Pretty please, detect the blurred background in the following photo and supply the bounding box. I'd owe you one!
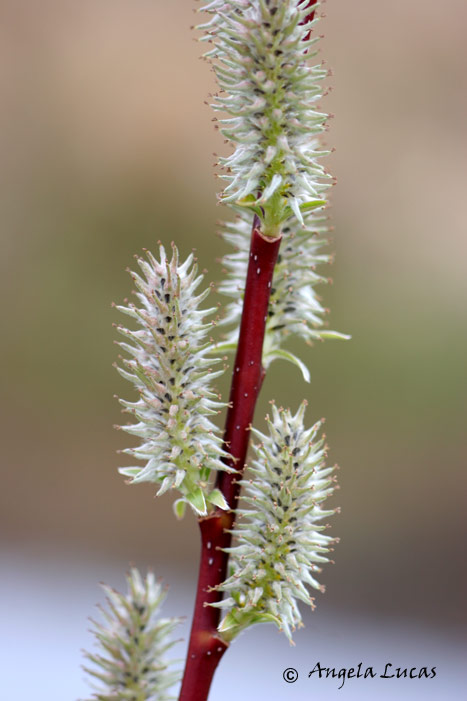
[1,0,466,698]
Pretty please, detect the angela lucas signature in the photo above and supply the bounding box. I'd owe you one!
[283,662,437,689]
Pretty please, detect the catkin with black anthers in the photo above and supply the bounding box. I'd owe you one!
[115,244,233,517]
[218,208,348,373]
[211,401,339,642]
[82,569,180,701]
[199,0,331,229]
[201,1,349,376]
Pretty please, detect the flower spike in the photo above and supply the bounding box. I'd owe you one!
[212,401,339,642]
[200,0,330,233]
[217,208,350,379]
[115,244,233,517]
[82,568,181,700]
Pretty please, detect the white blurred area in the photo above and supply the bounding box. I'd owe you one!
[2,549,465,700]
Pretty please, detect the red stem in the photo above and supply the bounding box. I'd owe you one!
[303,1,318,42]
[177,514,230,701]
[216,222,282,505]
[179,222,282,700]
[179,6,318,697]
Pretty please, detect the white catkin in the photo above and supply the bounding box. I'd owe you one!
[115,244,233,517]
[218,208,333,348]
[199,0,331,220]
[213,401,339,642]
[82,568,181,701]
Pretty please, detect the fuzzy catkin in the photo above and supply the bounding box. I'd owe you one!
[216,207,349,382]
[219,209,333,347]
[199,0,330,226]
[83,569,180,701]
[213,402,338,641]
[115,244,233,517]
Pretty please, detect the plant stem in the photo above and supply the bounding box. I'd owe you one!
[215,220,281,505]
[179,218,282,700]
[304,0,318,41]
[177,514,230,701]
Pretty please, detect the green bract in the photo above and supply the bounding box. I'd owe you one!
[115,245,233,517]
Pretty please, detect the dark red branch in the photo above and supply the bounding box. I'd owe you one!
[179,8,318,696]
[216,223,282,506]
[303,0,318,42]
[178,515,230,701]
[179,221,281,701]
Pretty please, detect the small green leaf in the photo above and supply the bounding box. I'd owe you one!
[299,199,326,212]
[218,611,240,632]
[236,194,257,205]
[283,199,326,221]
[186,487,207,516]
[248,612,281,627]
[217,609,281,642]
[264,349,310,383]
[173,499,187,520]
[234,194,263,215]
[207,488,229,510]
[199,466,211,483]
[207,342,238,354]
[318,330,351,340]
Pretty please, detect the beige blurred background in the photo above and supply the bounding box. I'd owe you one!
[1,1,466,699]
